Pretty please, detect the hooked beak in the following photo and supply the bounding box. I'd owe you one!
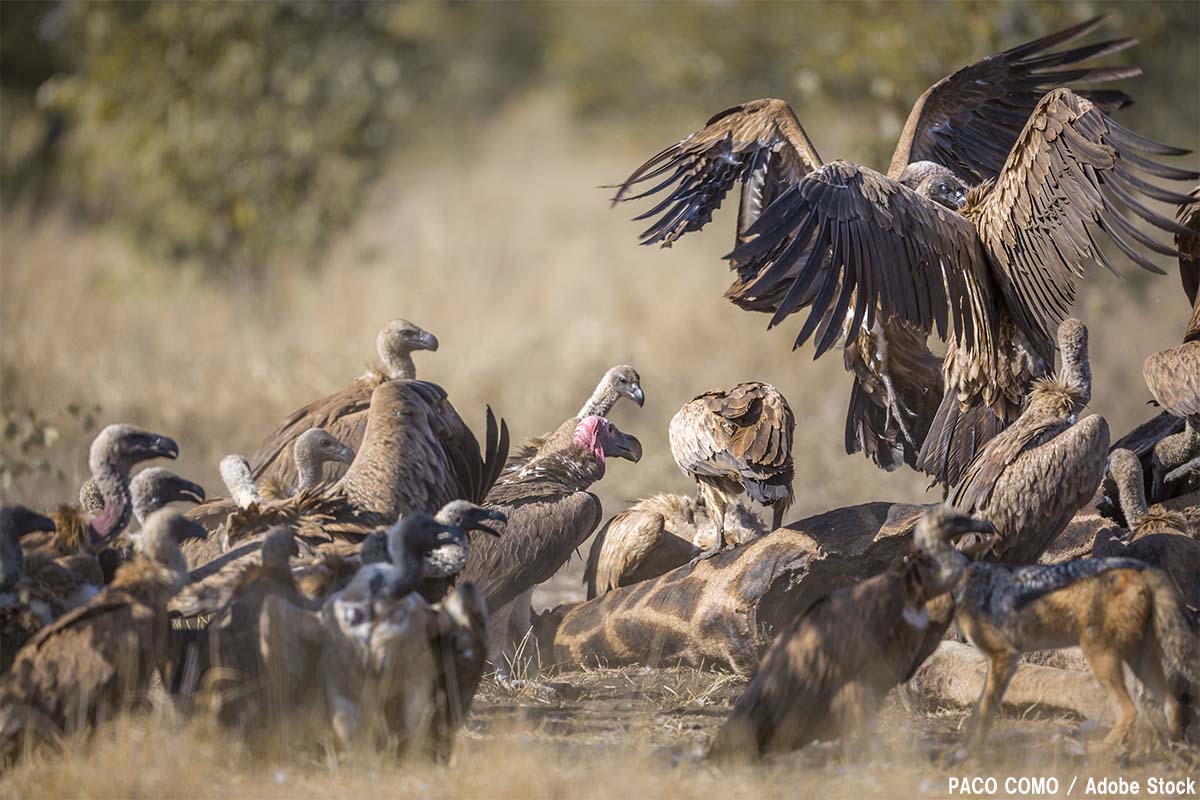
[335,443,357,465]
[471,508,508,537]
[144,434,180,461]
[629,383,645,407]
[175,479,206,505]
[608,431,643,463]
[952,190,967,211]
[417,331,439,352]
[21,513,56,537]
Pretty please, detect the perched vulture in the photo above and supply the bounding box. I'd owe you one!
[505,365,644,472]
[461,416,642,672]
[669,382,794,550]
[948,319,1109,564]
[1097,449,1199,611]
[0,510,205,758]
[259,428,356,500]
[1142,290,1200,495]
[612,17,1195,486]
[0,507,58,674]
[707,508,995,763]
[184,380,507,569]
[583,493,763,598]
[250,318,438,488]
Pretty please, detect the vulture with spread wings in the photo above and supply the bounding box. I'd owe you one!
[613,18,1197,486]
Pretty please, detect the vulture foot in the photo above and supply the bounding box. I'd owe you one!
[1164,455,1200,485]
[880,370,918,449]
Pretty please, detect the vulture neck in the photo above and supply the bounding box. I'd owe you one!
[295,446,323,491]
[1112,458,1149,531]
[577,378,619,419]
[89,462,133,545]
[335,412,409,519]
[382,350,417,381]
[1058,352,1091,409]
[545,446,607,489]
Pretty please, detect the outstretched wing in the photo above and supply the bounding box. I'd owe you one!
[888,16,1137,183]
[974,88,1198,343]
[612,98,823,247]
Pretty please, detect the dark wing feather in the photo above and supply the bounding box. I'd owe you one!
[612,98,823,247]
[974,88,1198,344]
[725,161,996,360]
[1178,187,1200,309]
[888,16,1138,183]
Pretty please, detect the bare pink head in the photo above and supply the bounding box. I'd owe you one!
[572,416,643,475]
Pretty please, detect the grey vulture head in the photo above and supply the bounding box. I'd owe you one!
[913,506,997,593]
[898,160,970,210]
[603,365,645,408]
[425,500,507,580]
[138,509,208,592]
[86,424,180,548]
[129,467,206,525]
[292,427,357,489]
[377,318,439,380]
[0,505,56,590]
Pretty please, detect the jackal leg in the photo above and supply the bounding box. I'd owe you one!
[1126,647,1182,741]
[1081,639,1138,748]
[964,649,1017,752]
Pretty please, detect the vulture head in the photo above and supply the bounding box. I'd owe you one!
[219,454,262,509]
[377,318,439,379]
[294,427,356,472]
[86,424,180,548]
[424,501,507,579]
[0,505,55,590]
[913,506,996,593]
[139,509,208,592]
[385,512,455,571]
[899,161,969,211]
[130,467,206,524]
[436,500,506,538]
[573,416,643,475]
[604,365,646,407]
[260,526,300,571]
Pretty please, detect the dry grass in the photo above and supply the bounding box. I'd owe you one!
[2,94,1196,796]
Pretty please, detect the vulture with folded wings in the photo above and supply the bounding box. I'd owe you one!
[613,17,1197,487]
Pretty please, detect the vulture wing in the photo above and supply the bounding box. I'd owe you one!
[973,88,1198,343]
[249,374,378,486]
[463,491,602,612]
[611,98,823,246]
[723,161,997,359]
[947,415,1073,513]
[887,16,1137,183]
[1179,187,1200,309]
[584,507,666,599]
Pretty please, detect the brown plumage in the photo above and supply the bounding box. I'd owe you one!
[0,507,59,674]
[1097,449,1199,612]
[249,319,439,488]
[505,365,644,472]
[948,319,1110,564]
[258,428,356,501]
[1179,186,1199,307]
[613,19,1194,486]
[185,380,508,570]
[0,511,205,758]
[707,509,994,763]
[1142,288,1200,494]
[427,582,489,759]
[462,416,641,669]
[669,382,794,551]
[583,493,764,599]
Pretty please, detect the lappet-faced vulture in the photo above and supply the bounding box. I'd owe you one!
[669,382,794,552]
[505,365,644,472]
[0,510,205,758]
[707,508,995,764]
[250,318,438,488]
[612,17,1196,487]
[582,493,763,599]
[460,416,642,672]
[948,319,1109,564]
[184,380,507,569]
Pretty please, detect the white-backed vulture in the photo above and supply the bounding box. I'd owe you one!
[249,319,438,488]
[0,510,205,758]
[1096,449,1199,611]
[583,493,763,599]
[505,365,644,472]
[948,319,1109,564]
[94,467,206,584]
[1142,292,1200,495]
[259,428,356,500]
[612,18,1195,487]
[706,508,995,764]
[184,380,508,569]
[461,416,642,671]
[669,382,794,552]
[920,512,1198,752]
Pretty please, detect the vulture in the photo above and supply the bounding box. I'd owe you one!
[505,365,645,472]
[179,455,265,544]
[1097,449,1198,611]
[249,318,438,488]
[582,493,763,599]
[612,17,1196,486]
[78,467,205,527]
[1179,186,1199,306]
[0,510,205,759]
[460,415,642,673]
[259,427,356,500]
[1142,289,1200,496]
[184,380,507,569]
[948,319,1109,564]
[669,382,794,552]
[0,507,58,674]
[707,508,996,764]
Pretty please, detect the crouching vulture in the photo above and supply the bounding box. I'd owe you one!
[948,319,1109,564]
[707,508,995,764]
[460,415,642,673]
[669,382,793,553]
[613,17,1196,487]
[506,364,645,472]
[250,318,438,489]
[1142,290,1200,495]
[0,510,205,759]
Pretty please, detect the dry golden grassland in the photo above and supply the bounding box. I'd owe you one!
[1,98,1197,797]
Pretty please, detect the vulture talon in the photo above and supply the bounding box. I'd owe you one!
[1164,455,1200,485]
[881,372,918,449]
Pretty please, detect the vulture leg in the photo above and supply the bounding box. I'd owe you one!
[875,323,918,449]
[1151,423,1200,496]
[693,483,727,560]
[1164,454,1200,485]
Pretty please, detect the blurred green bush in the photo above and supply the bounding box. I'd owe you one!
[1,1,1194,275]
